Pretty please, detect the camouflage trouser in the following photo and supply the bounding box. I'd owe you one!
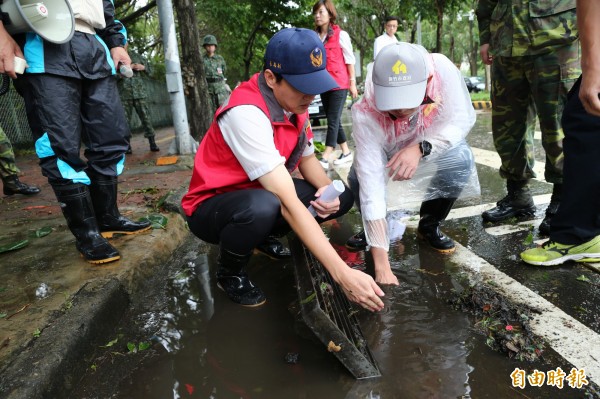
[491,42,580,184]
[0,126,19,179]
[123,98,155,139]
[207,82,230,116]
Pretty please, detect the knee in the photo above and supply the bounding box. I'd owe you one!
[338,188,355,216]
[243,190,281,223]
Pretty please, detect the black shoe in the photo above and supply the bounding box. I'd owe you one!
[255,237,291,260]
[217,270,266,307]
[52,183,120,264]
[88,174,152,238]
[2,175,41,196]
[417,225,455,253]
[346,230,367,250]
[538,201,560,236]
[148,137,160,152]
[482,196,536,222]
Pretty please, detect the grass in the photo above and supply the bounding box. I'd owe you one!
[470,91,491,101]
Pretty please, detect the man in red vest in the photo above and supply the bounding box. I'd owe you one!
[182,28,385,311]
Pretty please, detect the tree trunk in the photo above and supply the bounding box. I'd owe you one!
[172,0,212,141]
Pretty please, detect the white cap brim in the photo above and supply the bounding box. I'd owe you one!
[374,79,427,111]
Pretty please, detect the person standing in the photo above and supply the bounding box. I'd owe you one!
[182,28,385,311]
[373,16,399,59]
[346,43,477,285]
[1,0,151,264]
[202,34,230,116]
[476,0,580,235]
[312,0,358,169]
[0,126,40,196]
[520,0,600,266]
[118,48,159,153]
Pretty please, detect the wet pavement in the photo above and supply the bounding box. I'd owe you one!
[2,110,600,398]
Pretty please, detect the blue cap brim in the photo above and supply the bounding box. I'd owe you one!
[282,69,339,95]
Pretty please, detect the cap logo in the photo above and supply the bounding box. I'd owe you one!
[310,48,323,68]
[269,60,282,69]
[388,58,413,83]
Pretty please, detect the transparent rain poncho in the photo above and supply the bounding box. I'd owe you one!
[351,53,481,251]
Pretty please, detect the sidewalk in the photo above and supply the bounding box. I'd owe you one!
[0,127,193,398]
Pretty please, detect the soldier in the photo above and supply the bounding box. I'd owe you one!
[0,126,40,196]
[202,34,230,116]
[476,0,580,235]
[118,48,159,152]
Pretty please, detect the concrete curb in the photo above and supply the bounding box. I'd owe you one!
[0,181,191,399]
[472,101,492,110]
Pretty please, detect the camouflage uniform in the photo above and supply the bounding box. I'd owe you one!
[476,0,580,184]
[0,126,19,179]
[118,52,155,139]
[203,52,229,116]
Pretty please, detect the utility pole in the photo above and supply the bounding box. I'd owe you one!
[156,0,194,154]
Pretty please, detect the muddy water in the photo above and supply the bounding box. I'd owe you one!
[114,215,581,399]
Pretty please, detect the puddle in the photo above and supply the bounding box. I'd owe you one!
[109,215,591,399]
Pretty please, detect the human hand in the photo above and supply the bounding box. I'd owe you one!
[0,23,25,79]
[372,247,400,285]
[110,46,131,70]
[310,184,341,218]
[338,268,385,312]
[386,144,421,181]
[579,71,600,117]
[479,43,493,65]
[349,82,358,99]
[131,63,145,71]
[375,268,399,285]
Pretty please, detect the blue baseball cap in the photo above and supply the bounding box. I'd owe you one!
[264,28,339,95]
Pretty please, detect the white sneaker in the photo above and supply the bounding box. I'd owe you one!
[333,152,353,165]
[319,158,329,169]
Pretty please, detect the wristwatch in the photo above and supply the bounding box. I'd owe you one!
[419,140,432,158]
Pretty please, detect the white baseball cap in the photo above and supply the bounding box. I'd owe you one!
[372,42,429,111]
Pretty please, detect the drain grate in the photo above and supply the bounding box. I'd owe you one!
[289,236,381,379]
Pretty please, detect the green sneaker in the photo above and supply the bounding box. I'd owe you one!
[520,235,600,266]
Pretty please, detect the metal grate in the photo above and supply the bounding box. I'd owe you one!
[289,235,381,379]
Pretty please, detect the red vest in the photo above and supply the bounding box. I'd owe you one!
[181,73,312,216]
[323,24,349,90]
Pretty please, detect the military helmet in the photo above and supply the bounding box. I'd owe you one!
[203,35,218,46]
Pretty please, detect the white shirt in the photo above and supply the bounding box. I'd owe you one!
[373,34,398,59]
[352,54,475,250]
[219,105,314,181]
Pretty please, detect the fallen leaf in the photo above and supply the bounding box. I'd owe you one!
[185,383,194,395]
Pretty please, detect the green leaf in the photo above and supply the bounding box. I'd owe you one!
[127,342,137,352]
[139,214,168,230]
[33,328,41,338]
[523,232,533,245]
[0,313,7,319]
[101,337,119,348]
[0,239,29,254]
[138,341,151,351]
[577,275,591,283]
[155,192,172,209]
[34,226,53,238]
[300,292,316,304]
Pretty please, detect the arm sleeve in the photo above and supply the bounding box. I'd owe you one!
[97,0,126,49]
[219,105,286,181]
[339,30,356,65]
[476,0,497,45]
[352,105,390,251]
[425,55,476,158]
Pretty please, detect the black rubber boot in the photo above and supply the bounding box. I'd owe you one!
[538,183,562,236]
[346,230,367,250]
[217,248,266,307]
[254,236,291,259]
[417,198,456,253]
[52,183,120,264]
[2,175,41,196]
[148,137,159,152]
[88,173,151,238]
[482,179,536,222]
[125,143,132,154]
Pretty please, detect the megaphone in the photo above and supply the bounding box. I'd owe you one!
[0,0,74,44]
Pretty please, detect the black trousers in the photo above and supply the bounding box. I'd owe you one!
[186,178,354,254]
[14,74,129,183]
[551,76,600,244]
